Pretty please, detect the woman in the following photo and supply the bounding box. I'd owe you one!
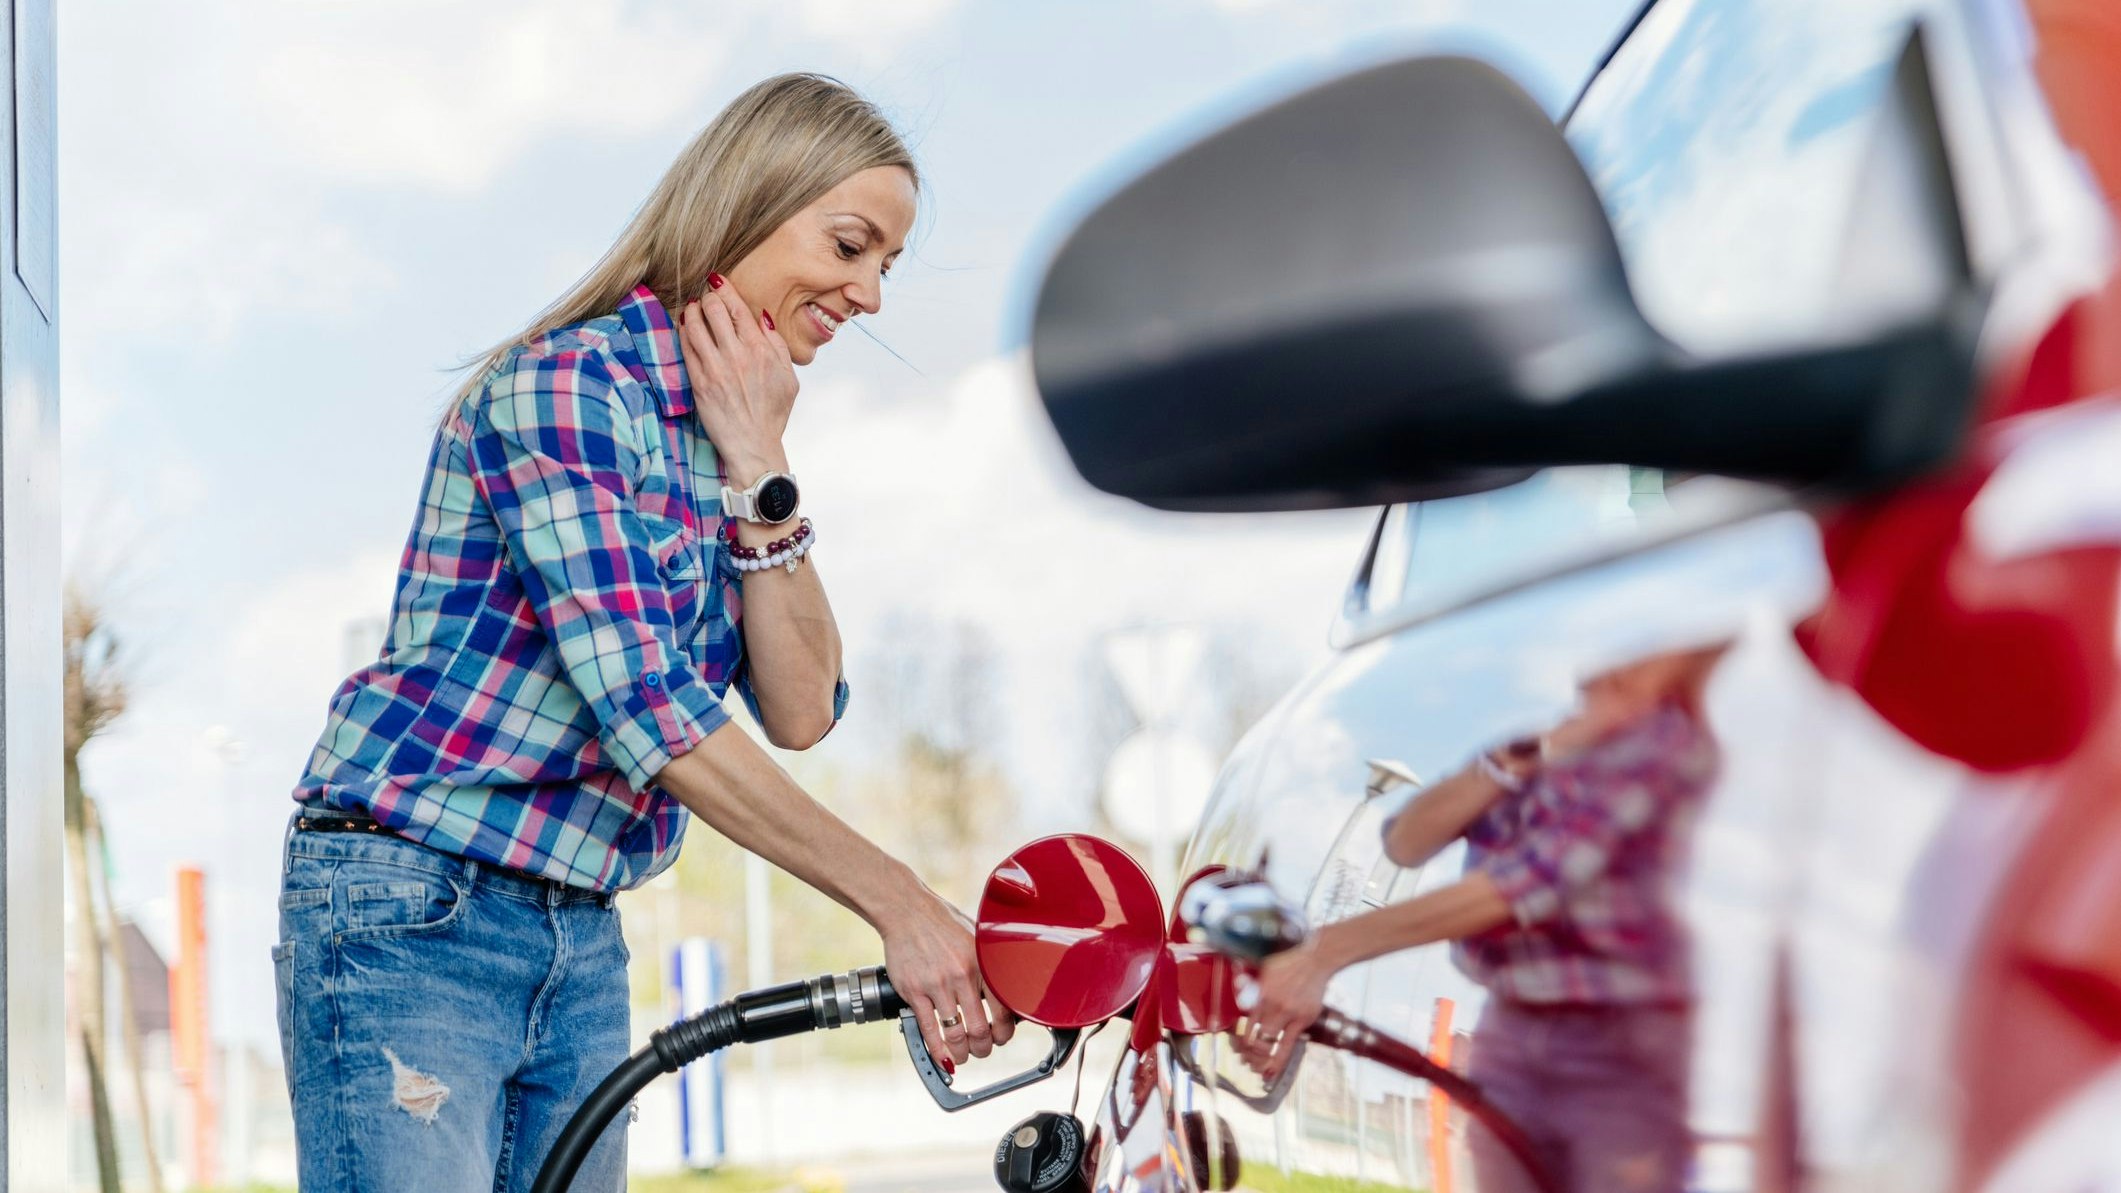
[1236,643,1727,1193]
[275,74,1008,1191]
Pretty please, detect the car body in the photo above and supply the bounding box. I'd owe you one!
[1051,0,2121,1189]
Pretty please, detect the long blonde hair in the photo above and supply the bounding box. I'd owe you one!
[451,73,916,410]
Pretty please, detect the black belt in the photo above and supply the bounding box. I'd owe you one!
[294,810,591,900]
[295,811,398,836]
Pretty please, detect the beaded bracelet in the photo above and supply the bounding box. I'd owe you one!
[730,518,815,575]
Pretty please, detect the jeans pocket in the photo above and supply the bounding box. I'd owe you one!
[337,872,467,943]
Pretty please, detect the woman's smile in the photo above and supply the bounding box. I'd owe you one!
[803,301,847,343]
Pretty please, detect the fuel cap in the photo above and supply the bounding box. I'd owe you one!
[977,834,1162,1028]
[993,1110,1090,1193]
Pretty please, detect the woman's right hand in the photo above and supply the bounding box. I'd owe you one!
[877,886,1016,1070]
[677,275,799,486]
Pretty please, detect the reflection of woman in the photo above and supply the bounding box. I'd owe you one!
[275,76,1009,1191]
[1238,644,1726,1193]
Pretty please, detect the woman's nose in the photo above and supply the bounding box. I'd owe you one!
[844,272,884,316]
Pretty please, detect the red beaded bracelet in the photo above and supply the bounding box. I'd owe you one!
[728,518,813,563]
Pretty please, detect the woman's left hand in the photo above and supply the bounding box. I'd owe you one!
[1233,938,1336,1083]
[677,276,798,485]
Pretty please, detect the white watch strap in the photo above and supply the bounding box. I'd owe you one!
[719,484,756,521]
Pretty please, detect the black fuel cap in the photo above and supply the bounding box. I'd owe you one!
[993,1110,1089,1193]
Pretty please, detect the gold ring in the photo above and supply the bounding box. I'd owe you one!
[939,1014,963,1030]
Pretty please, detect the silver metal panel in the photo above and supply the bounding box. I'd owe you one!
[6,0,46,319]
[1,0,62,1185]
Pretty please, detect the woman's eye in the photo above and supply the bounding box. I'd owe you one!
[835,240,860,260]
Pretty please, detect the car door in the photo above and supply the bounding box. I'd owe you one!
[1173,464,1825,1192]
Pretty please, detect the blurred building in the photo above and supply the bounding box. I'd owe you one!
[66,914,295,1191]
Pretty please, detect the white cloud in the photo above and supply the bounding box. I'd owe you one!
[66,187,396,347]
[248,2,738,195]
[60,0,962,354]
[793,352,1369,820]
[796,0,963,42]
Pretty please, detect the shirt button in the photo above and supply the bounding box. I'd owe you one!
[644,672,663,689]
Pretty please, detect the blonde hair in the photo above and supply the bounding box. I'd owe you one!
[450,73,916,410]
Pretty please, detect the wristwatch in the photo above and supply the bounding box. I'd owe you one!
[721,472,801,525]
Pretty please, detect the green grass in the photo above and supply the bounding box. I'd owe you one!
[1236,1168,1424,1193]
[199,1167,828,1193]
[630,1167,836,1193]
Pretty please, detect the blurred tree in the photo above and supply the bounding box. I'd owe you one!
[63,584,128,1193]
[858,616,1015,906]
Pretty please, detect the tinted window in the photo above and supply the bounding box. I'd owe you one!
[1567,0,1933,355]
[1364,465,1670,615]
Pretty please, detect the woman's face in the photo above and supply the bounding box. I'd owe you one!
[724,165,917,366]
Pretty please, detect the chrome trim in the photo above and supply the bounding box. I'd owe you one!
[858,968,884,1023]
[1329,487,1798,651]
[834,970,857,1028]
[807,975,837,1029]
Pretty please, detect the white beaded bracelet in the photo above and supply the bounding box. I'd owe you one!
[1476,750,1526,793]
[734,526,817,575]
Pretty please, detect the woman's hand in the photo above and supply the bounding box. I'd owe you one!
[1232,937,1337,1083]
[876,887,1017,1072]
[677,275,798,485]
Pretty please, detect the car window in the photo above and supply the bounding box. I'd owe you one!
[1363,465,1671,615]
[1567,0,1934,355]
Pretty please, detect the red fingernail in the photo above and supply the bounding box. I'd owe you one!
[940,1055,955,1076]
[761,310,776,331]
[708,273,725,290]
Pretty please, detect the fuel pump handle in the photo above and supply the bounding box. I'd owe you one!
[899,1012,1083,1112]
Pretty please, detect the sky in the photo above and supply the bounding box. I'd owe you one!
[59,0,1640,1049]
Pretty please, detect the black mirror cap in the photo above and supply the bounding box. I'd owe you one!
[1029,47,1986,513]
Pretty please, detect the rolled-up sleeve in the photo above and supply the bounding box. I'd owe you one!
[467,348,729,790]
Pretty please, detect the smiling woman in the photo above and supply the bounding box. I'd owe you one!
[276,74,1010,1193]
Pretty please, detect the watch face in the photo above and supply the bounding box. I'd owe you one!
[756,475,800,523]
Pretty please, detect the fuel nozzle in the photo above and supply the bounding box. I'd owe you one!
[651,965,904,1070]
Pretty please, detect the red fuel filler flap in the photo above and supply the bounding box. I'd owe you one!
[978,834,1166,1028]
[906,835,1248,1113]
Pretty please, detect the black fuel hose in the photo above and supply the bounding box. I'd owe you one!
[529,965,905,1193]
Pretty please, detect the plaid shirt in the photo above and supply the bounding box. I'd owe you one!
[295,285,846,891]
[1453,701,1717,1005]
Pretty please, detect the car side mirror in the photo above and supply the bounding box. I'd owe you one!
[1029,44,1982,513]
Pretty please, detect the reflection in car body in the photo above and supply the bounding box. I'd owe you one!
[1043,0,2121,1189]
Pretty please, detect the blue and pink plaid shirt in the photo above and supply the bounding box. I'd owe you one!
[295,285,846,892]
[1453,700,1717,1005]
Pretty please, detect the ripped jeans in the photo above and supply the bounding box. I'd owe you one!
[274,813,632,1192]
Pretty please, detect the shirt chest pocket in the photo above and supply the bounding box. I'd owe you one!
[651,521,710,645]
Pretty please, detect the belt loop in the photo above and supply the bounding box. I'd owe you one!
[462,858,481,892]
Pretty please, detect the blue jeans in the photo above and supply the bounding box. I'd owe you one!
[274,814,633,1191]
[1467,1000,1694,1193]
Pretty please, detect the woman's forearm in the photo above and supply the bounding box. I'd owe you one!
[731,515,844,748]
[654,720,919,926]
[1314,873,1513,971]
[1382,765,1509,867]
